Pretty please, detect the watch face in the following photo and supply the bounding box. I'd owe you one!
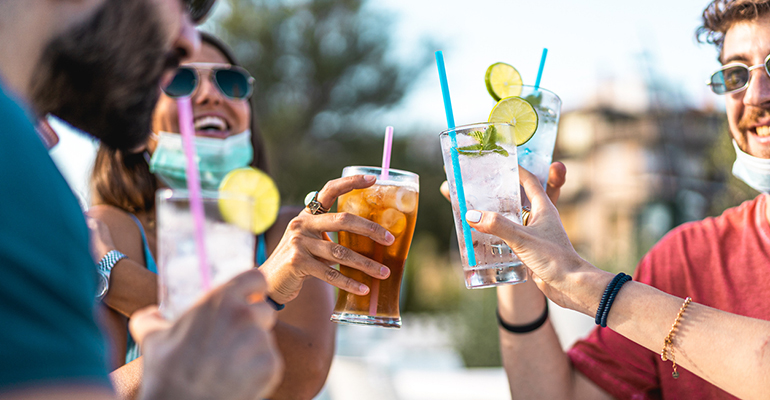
[95,272,108,300]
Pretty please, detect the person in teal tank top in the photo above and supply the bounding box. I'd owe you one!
[88,32,396,399]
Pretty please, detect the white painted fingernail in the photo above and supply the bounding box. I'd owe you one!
[364,175,377,182]
[465,210,482,223]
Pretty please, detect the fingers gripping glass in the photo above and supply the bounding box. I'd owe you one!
[183,0,217,24]
[707,54,770,95]
[163,64,255,100]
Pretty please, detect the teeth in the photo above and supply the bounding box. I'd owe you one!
[194,116,227,131]
[758,126,770,137]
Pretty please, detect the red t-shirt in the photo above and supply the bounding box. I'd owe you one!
[567,195,770,399]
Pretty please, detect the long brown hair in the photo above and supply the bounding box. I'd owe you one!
[91,31,270,213]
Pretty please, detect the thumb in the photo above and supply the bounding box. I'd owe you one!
[129,306,172,348]
[464,209,526,250]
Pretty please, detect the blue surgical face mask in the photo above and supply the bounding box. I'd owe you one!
[149,130,254,191]
[732,139,770,194]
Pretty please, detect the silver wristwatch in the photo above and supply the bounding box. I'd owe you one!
[95,250,127,301]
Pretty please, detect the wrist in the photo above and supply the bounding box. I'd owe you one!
[566,261,615,316]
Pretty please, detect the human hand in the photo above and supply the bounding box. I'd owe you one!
[130,269,283,400]
[259,174,394,305]
[464,167,596,313]
[85,212,116,263]
[440,161,567,205]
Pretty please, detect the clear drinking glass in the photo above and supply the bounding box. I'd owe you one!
[440,122,525,288]
[512,85,562,187]
[331,166,419,328]
[156,189,256,320]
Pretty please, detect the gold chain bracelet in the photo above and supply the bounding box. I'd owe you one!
[660,297,692,379]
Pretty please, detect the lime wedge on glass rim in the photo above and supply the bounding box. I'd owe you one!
[218,167,280,235]
[488,96,539,146]
[485,62,523,101]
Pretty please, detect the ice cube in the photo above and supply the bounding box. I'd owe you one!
[341,192,371,218]
[377,208,407,236]
[395,187,417,213]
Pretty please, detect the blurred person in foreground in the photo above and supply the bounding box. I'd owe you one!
[0,1,284,399]
[90,31,383,399]
[483,0,770,398]
[469,167,770,400]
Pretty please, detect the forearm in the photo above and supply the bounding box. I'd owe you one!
[597,277,770,399]
[268,320,335,399]
[110,358,143,400]
[498,281,599,400]
[102,260,158,317]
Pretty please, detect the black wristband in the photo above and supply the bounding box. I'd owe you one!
[496,297,549,334]
[595,273,624,325]
[265,296,285,311]
[600,274,632,327]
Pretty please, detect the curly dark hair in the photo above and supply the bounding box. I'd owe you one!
[697,0,770,56]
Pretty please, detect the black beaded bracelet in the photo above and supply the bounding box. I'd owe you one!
[595,272,632,328]
[496,297,549,334]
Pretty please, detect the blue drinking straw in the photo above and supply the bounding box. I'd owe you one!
[534,48,548,90]
[435,51,476,267]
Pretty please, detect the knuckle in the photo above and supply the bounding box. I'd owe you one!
[334,212,352,224]
[325,268,343,283]
[330,244,350,260]
[287,218,304,231]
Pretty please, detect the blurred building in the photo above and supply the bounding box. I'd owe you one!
[555,84,727,271]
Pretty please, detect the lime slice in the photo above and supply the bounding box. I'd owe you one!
[488,96,539,146]
[485,62,523,101]
[218,167,280,235]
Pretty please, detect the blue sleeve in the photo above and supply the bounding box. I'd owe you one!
[0,87,110,392]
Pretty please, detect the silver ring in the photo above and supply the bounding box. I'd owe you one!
[304,191,330,215]
[521,206,531,226]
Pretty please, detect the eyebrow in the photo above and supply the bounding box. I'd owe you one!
[722,54,749,65]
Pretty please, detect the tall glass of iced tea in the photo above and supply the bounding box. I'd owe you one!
[331,166,419,328]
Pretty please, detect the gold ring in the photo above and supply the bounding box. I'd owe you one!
[304,191,330,215]
[521,206,531,226]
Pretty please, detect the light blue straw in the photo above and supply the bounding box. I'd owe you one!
[534,48,548,90]
[435,51,476,267]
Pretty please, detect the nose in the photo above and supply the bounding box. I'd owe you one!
[194,71,224,106]
[173,14,200,63]
[742,67,770,108]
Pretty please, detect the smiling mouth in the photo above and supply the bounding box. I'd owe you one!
[757,126,770,137]
[194,116,230,137]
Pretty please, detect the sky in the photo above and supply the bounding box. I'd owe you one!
[367,0,725,132]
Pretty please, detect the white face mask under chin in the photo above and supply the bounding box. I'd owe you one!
[732,139,770,194]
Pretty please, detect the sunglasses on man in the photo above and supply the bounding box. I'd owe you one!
[707,54,770,95]
[162,63,255,100]
[184,0,217,24]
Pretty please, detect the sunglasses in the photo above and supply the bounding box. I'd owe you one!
[183,0,217,24]
[162,63,255,100]
[707,54,770,95]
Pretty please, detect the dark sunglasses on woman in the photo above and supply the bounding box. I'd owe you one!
[707,54,770,95]
[184,0,217,24]
[162,63,255,100]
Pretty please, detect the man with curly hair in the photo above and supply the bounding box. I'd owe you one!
[497,1,770,398]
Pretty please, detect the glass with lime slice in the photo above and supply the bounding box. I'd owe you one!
[489,85,561,187]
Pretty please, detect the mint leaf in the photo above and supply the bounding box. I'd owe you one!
[469,130,485,142]
[457,125,508,157]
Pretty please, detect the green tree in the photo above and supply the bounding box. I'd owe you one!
[212,0,432,203]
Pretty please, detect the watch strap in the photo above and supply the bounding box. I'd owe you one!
[97,250,127,278]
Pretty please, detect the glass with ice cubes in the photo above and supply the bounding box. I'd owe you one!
[331,166,419,328]
[439,122,526,288]
[156,189,256,320]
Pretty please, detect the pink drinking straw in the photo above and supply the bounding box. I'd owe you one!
[369,126,394,316]
[177,97,212,291]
